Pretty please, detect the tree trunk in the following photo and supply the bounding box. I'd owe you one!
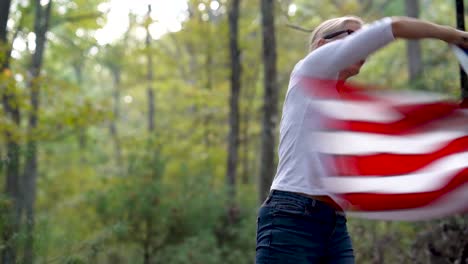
[146,5,155,133]
[1,142,21,264]
[1,2,21,263]
[241,62,259,184]
[226,0,241,199]
[203,24,214,151]
[73,63,87,162]
[456,0,468,96]
[405,0,422,81]
[23,1,52,263]
[143,215,153,264]
[0,0,12,69]
[143,8,156,261]
[259,0,278,203]
[241,106,250,184]
[109,69,122,167]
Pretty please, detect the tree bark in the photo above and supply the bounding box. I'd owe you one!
[23,1,53,263]
[259,0,278,203]
[240,60,260,184]
[456,0,468,96]
[72,63,88,162]
[1,1,21,263]
[1,142,21,264]
[203,23,214,150]
[0,0,11,38]
[146,5,155,133]
[143,7,155,262]
[405,0,422,81]
[241,104,250,184]
[109,68,122,166]
[23,1,52,262]
[226,0,241,199]
[0,0,12,69]
[143,215,154,264]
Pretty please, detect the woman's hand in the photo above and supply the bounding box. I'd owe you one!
[442,27,468,48]
[391,17,468,48]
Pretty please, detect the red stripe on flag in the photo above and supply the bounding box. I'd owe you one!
[341,168,468,211]
[322,102,457,134]
[303,77,468,219]
[330,136,468,176]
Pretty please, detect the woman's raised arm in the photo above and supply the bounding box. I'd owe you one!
[391,16,468,47]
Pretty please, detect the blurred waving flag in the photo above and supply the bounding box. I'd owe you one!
[303,47,468,220]
[452,45,468,74]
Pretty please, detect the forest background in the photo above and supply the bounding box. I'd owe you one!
[1,0,468,263]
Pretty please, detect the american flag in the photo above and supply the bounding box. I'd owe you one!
[302,47,468,220]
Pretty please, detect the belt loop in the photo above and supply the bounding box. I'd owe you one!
[266,193,273,203]
[311,199,316,208]
[263,192,273,205]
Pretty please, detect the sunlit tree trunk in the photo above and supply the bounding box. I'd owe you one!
[146,5,155,134]
[23,1,53,263]
[227,0,241,199]
[203,22,214,150]
[405,0,422,81]
[259,0,278,203]
[143,6,155,264]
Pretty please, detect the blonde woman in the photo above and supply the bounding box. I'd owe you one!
[256,16,468,264]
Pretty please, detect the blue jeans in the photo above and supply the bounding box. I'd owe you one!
[256,190,354,264]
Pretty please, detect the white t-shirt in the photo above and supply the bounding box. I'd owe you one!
[270,17,395,197]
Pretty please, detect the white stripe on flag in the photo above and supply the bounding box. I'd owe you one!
[367,90,448,105]
[324,152,468,193]
[313,100,402,122]
[324,169,457,194]
[314,131,467,155]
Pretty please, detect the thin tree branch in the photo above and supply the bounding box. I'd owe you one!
[50,12,102,29]
[285,23,313,33]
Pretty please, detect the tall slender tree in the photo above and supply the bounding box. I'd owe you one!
[0,0,12,70]
[405,0,422,81]
[23,1,53,263]
[109,63,122,165]
[240,64,259,184]
[259,0,278,203]
[456,0,468,96]
[227,0,241,199]
[144,6,155,264]
[100,45,126,169]
[146,5,155,133]
[1,2,22,263]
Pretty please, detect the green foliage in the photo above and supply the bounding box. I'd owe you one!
[0,194,12,237]
[83,145,256,263]
[348,219,421,263]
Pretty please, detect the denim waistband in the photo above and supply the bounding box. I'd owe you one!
[269,189,345,215]
[270,189,317,204]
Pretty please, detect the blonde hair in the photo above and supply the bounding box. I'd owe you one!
[309,16,364,51]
